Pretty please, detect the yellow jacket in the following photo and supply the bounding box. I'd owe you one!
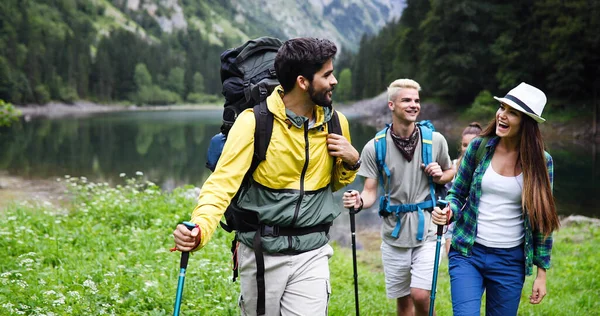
[191,87,357,251]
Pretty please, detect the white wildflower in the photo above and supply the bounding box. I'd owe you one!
[119,173,126,178]
[135,171,143,176]
[2,302,14,311]
[83,279,98,294]
[52,293,66,306]
[18,258,34,267]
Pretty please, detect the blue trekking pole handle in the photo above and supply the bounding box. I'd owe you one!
[429,199,448,316]
[173,221,197,316]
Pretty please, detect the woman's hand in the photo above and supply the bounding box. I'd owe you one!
[530,268,547,304]
[431,205,451,226]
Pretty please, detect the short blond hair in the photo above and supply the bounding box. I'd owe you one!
[387,79,421,102]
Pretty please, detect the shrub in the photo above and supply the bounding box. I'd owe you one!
[34,84,51,104]
[59,86,79,104]
[462,90,497,122]
[186,93,223,105]
[0,99,21,128]
[132,85,182,105]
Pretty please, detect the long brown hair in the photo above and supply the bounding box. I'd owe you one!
[481,116,559,237]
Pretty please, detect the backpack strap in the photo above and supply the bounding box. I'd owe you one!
[220,99,272,233]
[417,122,436,241]
[327,110,342,135]
[374,125,391,193]
[418,122,437,206]
[475,136,489,166]
[253,100,273,168]
[241,100,274,316]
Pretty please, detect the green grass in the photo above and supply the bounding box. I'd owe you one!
[0,176,598,315]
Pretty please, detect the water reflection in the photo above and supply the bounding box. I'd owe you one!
[0,110,223,190]
[0,110,598,223]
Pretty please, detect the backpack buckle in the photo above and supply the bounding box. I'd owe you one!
[260,224,279,237]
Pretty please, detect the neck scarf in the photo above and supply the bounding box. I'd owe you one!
[390,124,420,162]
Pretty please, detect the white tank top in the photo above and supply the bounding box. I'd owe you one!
[476,164,525,248]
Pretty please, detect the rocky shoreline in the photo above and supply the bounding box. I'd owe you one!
[15,97,594,142]
[16,101,221,119]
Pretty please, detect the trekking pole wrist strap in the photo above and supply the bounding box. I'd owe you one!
[351,198,364,215]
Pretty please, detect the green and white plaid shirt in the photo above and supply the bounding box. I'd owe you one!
[447,136,554,276]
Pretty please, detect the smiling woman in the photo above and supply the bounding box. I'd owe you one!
[432,82,560,316]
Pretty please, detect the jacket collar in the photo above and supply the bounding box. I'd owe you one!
[267,86,333,129]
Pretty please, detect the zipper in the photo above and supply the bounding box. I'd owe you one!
[291,120,310,227]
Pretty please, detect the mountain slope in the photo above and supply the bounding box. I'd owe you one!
[111,0,406,51]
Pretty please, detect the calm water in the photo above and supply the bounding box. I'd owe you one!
[1,110,598,228]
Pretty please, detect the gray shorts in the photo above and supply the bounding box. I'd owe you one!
[237,243,333,316]
[380,240,440,299]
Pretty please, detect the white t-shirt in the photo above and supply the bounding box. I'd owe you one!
[476,164,525,248]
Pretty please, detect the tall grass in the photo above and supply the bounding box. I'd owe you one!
[0,176,598,315]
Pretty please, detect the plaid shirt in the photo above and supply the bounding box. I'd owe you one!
[447,136,554,276]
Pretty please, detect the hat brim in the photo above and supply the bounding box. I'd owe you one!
[493,96,546,123]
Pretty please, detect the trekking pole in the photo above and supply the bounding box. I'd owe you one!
[347,190,360,316]
[173,221,197,316]
[429,200,448,316]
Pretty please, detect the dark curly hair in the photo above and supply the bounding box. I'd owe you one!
[274,38,337,92]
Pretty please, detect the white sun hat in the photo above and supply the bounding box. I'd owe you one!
[493,82,547,123]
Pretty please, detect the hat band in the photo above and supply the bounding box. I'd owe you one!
[504,94,537,116]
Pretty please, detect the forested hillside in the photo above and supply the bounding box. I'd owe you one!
[343,0,600,110]
[0,0,404,106]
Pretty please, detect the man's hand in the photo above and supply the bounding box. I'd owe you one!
[172,224,201,252]
[327,133,359,165]
[421,162,443,183]
[343,190,362,210]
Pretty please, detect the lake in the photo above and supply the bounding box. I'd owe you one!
[0,109,598,246]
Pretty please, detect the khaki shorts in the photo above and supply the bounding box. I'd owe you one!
[380,240,440,299]
[237,243,333,316]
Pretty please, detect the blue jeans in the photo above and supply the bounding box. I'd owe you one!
[448,243,525,316]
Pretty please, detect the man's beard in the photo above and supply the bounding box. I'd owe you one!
[308,83,333,107]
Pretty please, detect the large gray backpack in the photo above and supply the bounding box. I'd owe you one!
[219,37,283,135]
